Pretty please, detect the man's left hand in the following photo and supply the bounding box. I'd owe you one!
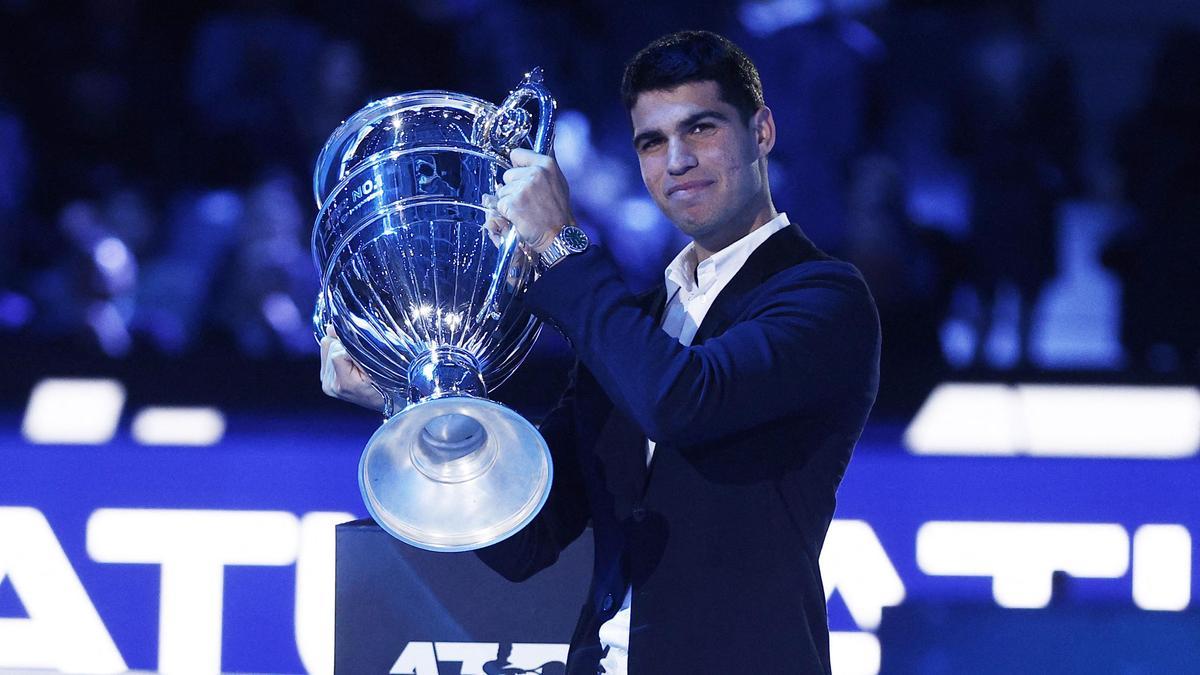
[485,148,575,254]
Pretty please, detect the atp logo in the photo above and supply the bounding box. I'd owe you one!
[0,506,351,674]
[389,641,568,675]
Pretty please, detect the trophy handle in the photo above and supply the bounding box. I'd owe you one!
[474,67,557,156]
[473,68,556,326]
[518,67,556,155]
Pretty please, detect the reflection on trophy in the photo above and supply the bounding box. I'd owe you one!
[311,70,556,552]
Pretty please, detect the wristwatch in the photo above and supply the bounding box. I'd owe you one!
[538,225,589,271]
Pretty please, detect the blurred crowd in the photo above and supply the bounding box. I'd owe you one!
[1,0,1197,407]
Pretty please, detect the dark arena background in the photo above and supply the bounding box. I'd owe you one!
[2,1,1199,673]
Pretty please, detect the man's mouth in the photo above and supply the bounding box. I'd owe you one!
[666,180,713,198]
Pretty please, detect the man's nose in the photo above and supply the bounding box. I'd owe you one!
[666,139,698,175]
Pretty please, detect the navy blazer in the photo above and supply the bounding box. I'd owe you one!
[478,224,880,674]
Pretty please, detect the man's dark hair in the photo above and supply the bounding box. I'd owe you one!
[620,30,765,123]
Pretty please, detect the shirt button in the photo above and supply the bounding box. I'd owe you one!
[601,593,614,612]
[632,507,647,522]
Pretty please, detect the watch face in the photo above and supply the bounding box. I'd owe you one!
[561,226,589,253]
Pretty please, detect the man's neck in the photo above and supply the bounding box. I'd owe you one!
[692,205,780,263]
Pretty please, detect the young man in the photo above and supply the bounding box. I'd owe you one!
[323,30,879,674]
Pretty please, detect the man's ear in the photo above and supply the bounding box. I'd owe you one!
[751,106,776,158]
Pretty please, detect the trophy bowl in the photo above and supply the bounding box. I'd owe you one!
[312,71,555,552]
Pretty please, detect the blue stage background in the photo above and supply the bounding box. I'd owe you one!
[3,0,1200,672]
[3,401,1196,673]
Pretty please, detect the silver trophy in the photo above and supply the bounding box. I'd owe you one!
[311,71,556,552]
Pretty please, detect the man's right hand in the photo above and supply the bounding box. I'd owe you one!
[319,325,386,413]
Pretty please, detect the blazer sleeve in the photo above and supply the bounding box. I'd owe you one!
[524,246,880,449]
[474,363,591,581]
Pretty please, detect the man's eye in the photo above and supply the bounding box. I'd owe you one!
[690,123,714,134]
[639,138,663,151]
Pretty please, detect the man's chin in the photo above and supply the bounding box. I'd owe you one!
[672,215,718,239]
[667,208,710,233]
[670,220,701,238]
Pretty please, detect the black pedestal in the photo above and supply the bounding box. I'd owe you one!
[334,519,592,674]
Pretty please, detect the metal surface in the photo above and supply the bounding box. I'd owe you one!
[312,71,557,551]
[359,396,551,552]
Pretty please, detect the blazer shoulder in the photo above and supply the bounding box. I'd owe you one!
[765,257,876,306]
[756,257,882,357]
[748,225,873,301]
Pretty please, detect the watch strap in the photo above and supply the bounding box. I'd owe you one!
[538,225,588,272]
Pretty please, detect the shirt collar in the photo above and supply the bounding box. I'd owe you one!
[664,212,790,297]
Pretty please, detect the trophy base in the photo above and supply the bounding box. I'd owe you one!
[358,395,552,552]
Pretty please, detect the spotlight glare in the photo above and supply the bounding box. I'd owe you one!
[22,378,126,445]
[132,407,226,446]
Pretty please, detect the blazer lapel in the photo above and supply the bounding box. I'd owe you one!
[642,283,669,323]
[691,224,826,345]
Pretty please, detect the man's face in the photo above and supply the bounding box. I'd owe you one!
[630,80,774,245]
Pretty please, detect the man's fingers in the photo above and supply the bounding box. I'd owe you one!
[318,324,385,413]
[327,347,377,408]
[484,211,511,232]
[510,147,552,167]
[319,335,333,363]
[484,216,508,246]
[502,165,547,186]
[319,335,341,392]
[331,354,357,387]
[502,166,536,185]
[509,147,535,166]
[321,335,365,391]
[332,346,369,387]
[489,149,574,251]
[481,191,511,247]
[495,173,533,199]
[320,349,337,397]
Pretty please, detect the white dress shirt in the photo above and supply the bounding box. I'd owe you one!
[597,213,790,674]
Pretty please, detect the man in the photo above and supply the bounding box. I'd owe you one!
[322,30,879,674]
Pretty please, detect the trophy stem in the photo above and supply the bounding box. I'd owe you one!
[409,411,496,484]
[406,346,487,403]
[402,346,495,483]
